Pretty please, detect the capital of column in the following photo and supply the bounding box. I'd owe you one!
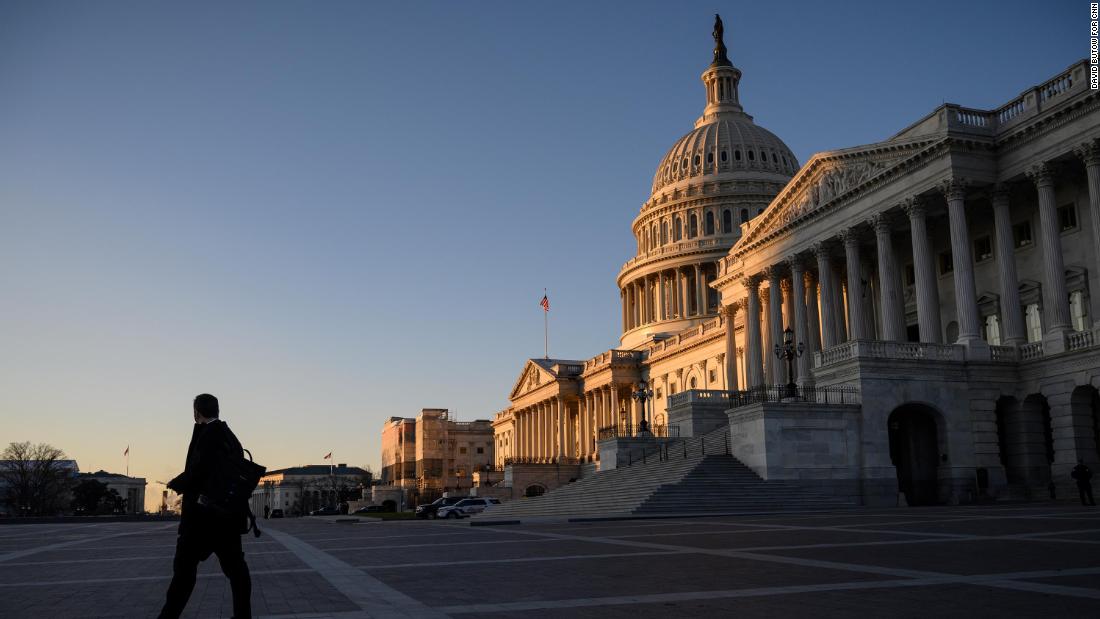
[867,211,893,235]
[1075,139,1100,167]
[810,240,833,260]
[740,273,762,292]
[761,265,782,284]
[938,177,969,202]
[783,254,807,275]
[722,300,741,317]
[1025,163,1055,188]
[780,278,792,294]
[837,226,863,248]
[989,183,1012,207]
[901,196,927,220]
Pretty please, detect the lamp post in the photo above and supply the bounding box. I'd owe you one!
[773,326,804,399]
[632,381,654,434]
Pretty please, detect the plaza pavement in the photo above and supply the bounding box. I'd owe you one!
[1,503,1099,617]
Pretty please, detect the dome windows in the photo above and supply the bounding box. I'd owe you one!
[693,154,700,167]
[772,153,778,164]
[673,216,682,241]
[722,209,732,234]
[747,150,755,161]
[720,150,728,162]
[688,213,698,238]
[735,150,742,161]
[759,150,766,162]
[705,211,715,235]
[740,209,749,223]
[706,152,714,164]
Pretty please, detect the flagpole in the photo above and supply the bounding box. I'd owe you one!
[544,288,549,359]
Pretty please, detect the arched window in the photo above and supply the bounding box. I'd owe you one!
[740,208,749,223]
[735,150,742,161]
[707,152,714,164]
[748,150,755,161]
[660,221,668,245]
[722,209,732,233]
[721,150,728,162]
[673,216,682,241]
[705,211,715,235]
[693,154,700,167]
[689,377,698,389]
[760,150,767,161]
[688,213,698,238]
[652,224,658,248]
[772,153,778,163]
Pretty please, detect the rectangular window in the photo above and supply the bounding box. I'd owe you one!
[1059,204,1078,232]
[973,236,993,262]
[939,251,953,275]
[476,447,484,454]
[459,447,467,454]
[1013,221,1033,248]
[709,369,717,382]
[656,389,663,399]
[1071,290,1089,331]
[1025,303,1043,343]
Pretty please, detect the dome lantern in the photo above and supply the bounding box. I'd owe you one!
[698,14,745,126]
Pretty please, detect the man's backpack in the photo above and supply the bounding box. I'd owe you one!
[197,446,267,537]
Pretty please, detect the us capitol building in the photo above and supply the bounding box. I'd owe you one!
[489,18,1100,506]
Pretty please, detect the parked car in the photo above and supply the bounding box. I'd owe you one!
[415,496,468,519]
[353,504,394,514]
[269,508,284,518]
[437,497,501,519]
[309,506,341,516]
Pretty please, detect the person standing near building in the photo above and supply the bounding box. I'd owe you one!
[1072,459,1096,507]
[159,394,252,618]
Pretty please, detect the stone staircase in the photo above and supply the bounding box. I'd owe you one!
[475,428,858,521]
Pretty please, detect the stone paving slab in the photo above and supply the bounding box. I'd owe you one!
[1,504,1099,617]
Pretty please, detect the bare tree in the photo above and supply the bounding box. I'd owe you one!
[0,442,74,516]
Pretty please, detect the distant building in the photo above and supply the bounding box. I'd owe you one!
[78,470,146,515]
[250,464,370,516]
[379,409,494,497]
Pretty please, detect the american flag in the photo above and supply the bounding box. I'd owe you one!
[540,294,550,312]
[323,452,332,460]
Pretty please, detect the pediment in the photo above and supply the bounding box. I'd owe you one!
[736,138,941,249]
[508,360,554,400]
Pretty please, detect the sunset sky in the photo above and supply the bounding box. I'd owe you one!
[0,1,1080,510]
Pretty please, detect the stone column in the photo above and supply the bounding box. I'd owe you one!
[805,271,822,354]
[1076,140,1100,325]
[870,213,905,341]
[788,257,811,384]
[1027,163,1073,344]
[724,303,739,391]
[761,285,774,383]
[610,386,620,431]
[677,267,686,316]
[657,271,666,320]
[902,197,942,343]
[833,270,848,343]
[556,396,565,459]
[813,243,838,349]
[941,178,986,353]
[694,264,704,317]
[990,186,1027,345]
[840,228,868,340]
[744,276,765,387]
[767,268,784,383]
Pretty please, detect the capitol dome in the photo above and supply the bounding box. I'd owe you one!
[618,15,799,349]
[651,117,799,194]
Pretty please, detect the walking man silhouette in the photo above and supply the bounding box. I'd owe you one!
[1071,459,1096,507]
[159,394,252,618]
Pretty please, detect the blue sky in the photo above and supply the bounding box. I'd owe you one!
[0,1,1081,507]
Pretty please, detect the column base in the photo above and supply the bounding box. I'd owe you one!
[956,335,991,360]
[1042,328,1072,355]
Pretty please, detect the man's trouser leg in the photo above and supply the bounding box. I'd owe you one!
[159,536,206,618]
[214,533,252,618]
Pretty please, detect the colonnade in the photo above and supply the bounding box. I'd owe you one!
[729,160,1099,388]
[512,384,640,463]
[622,262,720,331]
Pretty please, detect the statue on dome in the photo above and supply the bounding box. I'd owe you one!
[711,14,731,66]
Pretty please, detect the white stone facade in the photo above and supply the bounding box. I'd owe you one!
[494,26,1100,506]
